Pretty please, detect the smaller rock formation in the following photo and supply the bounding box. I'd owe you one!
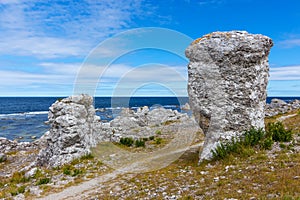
[265,99,300,117]
[0,137,39,154]
[181,103,191,110]
[108,106,192,141]
[36,95,101,167]
[186,31,273,162]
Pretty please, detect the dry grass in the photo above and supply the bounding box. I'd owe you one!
[1,110,300,199]
[87,110,300,199]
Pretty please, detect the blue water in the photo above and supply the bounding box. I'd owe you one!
[0,97,188,142]
[0,96,299,142]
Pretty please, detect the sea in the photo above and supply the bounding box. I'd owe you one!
[0,97,299,142]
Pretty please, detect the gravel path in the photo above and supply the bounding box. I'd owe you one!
[39,125,202,200]
[277,113,297,122]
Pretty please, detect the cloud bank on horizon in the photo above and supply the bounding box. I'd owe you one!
[0,0,300,97]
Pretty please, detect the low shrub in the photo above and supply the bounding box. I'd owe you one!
[261,137,274,150]
[149,136,155,140]
[155,130,162,135]
[72,169,83,177]
[120,137,134,147]
[155,138,163,145]
[80,153,94,160]
[266,122,293,142]
[243,127,265,147]
[135,139,145,147]
[0,157,5,163]
[63,166,72,175]
[10,172,29,184]
[211,124,293,161]
[36,177,50,185]
[17,185,26,194]
[33,168,43,179]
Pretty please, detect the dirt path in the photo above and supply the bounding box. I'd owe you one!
[39,142,202,200]
[39,123,202,200]
[277,113,297,122]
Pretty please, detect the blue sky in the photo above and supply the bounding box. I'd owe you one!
[0,0,300,97]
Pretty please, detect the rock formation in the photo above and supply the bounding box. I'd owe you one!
[36,95,101,167]
[108,106,193,141]
[185,31,273,161]
[35,94,197,167]
[265,99,300,117]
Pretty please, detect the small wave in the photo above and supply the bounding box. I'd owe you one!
[97,107,123,111]
[163,105,178,108]
[0,111,48,118]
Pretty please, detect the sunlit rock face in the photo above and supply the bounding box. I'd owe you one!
[185,31,273,162]
[37,94,100,167]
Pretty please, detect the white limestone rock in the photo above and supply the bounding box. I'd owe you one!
[36,94,101,167]
[186,31,273,162]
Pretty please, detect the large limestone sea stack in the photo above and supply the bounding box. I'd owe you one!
[185,31,273,161]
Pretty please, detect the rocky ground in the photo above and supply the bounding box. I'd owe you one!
[0,99,300,199]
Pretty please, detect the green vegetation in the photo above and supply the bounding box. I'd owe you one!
[80,153,94,160]
[62,165,83,177]
[36,177,50,185]
[120,137,134,147]
[0,158,5,163]
[155,130,162,135]
[63,166,72,176]
[162,120,180,126]
[135,139,145,147]
[1,110,299,199]
[10,172,29,184]
[155,137,163,145]
[149,136,155,140]
[267,122,293,142]
[212,122,293,160]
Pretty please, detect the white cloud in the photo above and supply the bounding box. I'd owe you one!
[278,39,300,48]
[0,0,22,4]
[0,36,87,58]
[39,62,81,75]
[0,63,188,96]
[270,65,300,80]
[0,70,75,86]
[0,0,153,58]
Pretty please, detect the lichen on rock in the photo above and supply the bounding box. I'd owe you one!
[36,94,101,167]
[185,31,273,162]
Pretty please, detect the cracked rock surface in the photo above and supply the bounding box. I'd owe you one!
[186,31,273,161]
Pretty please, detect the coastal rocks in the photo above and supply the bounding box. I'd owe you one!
[35,94,198,167]
[0,137,39,154]
[108,106,194,141]
[181,103,191,110]
[186,31,273,161]
[36,94,101,167]
[265,99,300,117]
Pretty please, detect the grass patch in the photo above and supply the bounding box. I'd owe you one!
[62,165,84,177]
[135,139,145,148]
[155,138,163,145]
[120,137,134,147]
[80,153,94,160]
[0,157,5,163]
[162,120,180,126]
[36,177,51,185]
[149,136,155,140]
[212,122,293,161]
[266,122,293,142]
[10,171,29,184]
